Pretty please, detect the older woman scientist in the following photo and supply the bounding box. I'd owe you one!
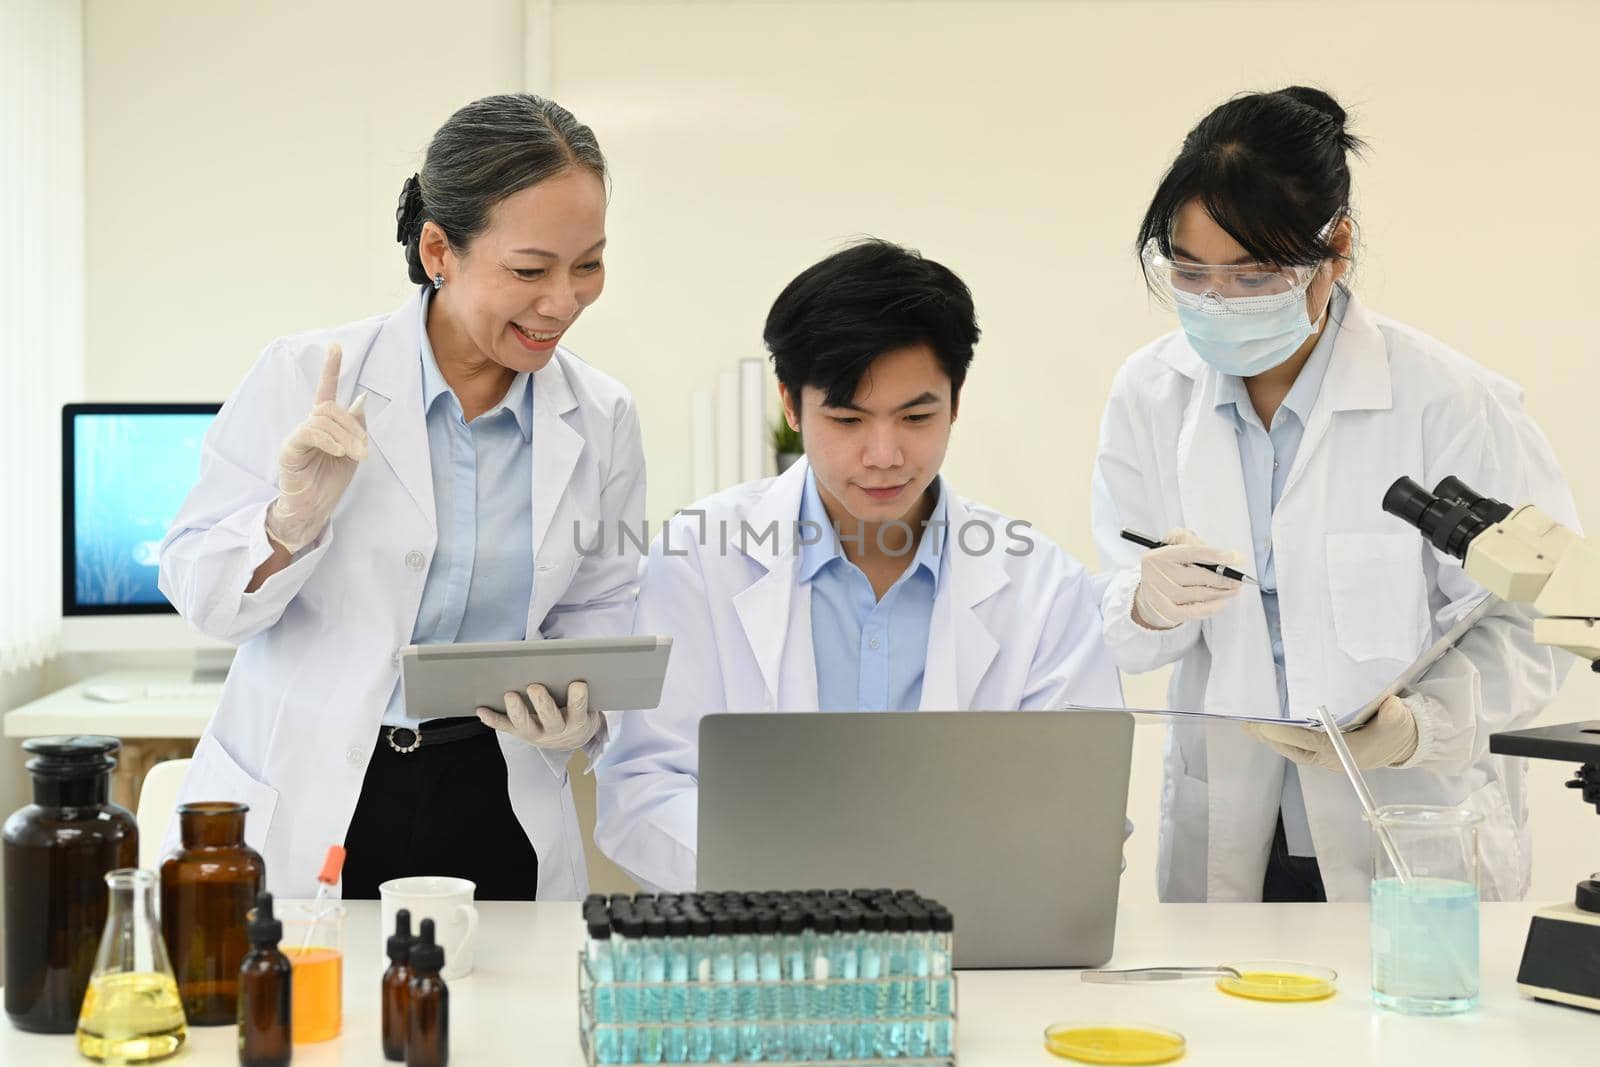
[159,94,645,900]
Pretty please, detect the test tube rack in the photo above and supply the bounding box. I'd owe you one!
[578,953,958,1066]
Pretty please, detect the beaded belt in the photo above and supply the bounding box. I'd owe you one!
[383,717,492,755]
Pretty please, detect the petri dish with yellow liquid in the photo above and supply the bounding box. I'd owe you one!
[1215,960,1338,1002]
[1044,1022,1187,1065]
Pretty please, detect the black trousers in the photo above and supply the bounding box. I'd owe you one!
[342,722,540,900]
[1261,813,1327,903]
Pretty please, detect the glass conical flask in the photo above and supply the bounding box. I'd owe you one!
[77,868,187,1063]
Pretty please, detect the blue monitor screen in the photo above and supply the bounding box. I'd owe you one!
[69,408,216,610]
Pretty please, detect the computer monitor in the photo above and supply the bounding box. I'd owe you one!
[61,403,230,659]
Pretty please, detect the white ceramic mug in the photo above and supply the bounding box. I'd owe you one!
[378,875,481,980]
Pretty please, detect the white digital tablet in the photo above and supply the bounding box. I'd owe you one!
[398,635,672,720]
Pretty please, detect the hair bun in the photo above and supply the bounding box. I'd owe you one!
[395,174,425,245]
[1278,85,1347,129]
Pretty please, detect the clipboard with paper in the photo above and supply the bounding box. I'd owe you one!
[1070,594,1500,732]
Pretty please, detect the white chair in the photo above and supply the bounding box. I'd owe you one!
[134,758,192,870]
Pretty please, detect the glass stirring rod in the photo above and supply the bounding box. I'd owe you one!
[1081,966,1243,983]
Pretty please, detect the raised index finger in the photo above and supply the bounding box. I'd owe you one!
[314,343,343,406]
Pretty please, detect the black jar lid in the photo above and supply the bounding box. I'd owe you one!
[22,735,120,777]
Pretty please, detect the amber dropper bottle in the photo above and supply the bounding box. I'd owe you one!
[380,909,414,1062]
[406,919,448,1067]
[237,892,291,1067]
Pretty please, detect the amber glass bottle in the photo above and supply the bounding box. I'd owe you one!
[406,919,448,1067]
[3,736,138,1033]
[237,891,291,1067]
[381,909,414,1062]
[160,802,265,1025]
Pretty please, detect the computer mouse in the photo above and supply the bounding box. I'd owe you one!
[82,684,133,703]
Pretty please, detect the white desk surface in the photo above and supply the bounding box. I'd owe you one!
[2,900,1590,1065]
[3,670,218,740]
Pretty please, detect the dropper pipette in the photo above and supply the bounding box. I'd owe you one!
[300,845,347,954]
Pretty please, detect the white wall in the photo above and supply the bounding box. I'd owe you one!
[82,0,528,400]
[68,0,1600,902]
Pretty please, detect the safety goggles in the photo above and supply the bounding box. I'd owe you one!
[1140,238,1321,316]
[1140,212,1343,316]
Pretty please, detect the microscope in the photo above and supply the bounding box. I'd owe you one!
[1384,475,1600,1011]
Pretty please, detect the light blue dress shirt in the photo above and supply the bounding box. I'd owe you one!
[382,292,536,726]
[798,470,946,713]
[1215,291,1341,856]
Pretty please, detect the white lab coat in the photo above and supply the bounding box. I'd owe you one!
[1091,290,1577,902]
[158,288,645,899]
[595,459,1125,892]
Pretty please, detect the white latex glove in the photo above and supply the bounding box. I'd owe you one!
[1131,527,1246,630]
[264,343,369,554]
[476,681,599,751]
[1243,695,1421,771]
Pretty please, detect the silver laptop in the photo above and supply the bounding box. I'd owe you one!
[697,710,1133,969]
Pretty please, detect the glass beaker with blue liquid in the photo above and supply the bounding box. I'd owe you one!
[1369,804,1482,1015]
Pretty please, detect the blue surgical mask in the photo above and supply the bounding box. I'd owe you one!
[1176,295,1317,378]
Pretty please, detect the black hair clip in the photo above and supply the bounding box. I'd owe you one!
[395,174,425,244]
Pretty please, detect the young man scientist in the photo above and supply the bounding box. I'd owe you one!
[595,239,1123,892]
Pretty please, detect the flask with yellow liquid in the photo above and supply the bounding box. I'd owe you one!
[77,868,187,1063]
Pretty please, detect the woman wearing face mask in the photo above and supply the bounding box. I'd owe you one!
[1091,86,1577,903]
[159,94,644,900]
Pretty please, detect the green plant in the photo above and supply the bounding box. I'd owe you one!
[770,416,803,454]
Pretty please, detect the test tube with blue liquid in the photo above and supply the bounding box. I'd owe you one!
[805,913,835,1061]
[733,913,761,1060]
[641,914,667,1063]
[904,907,931,1058]
[687,913,714,1064]
[778,911,809,1062]
[710,913,738,1064]
[586,914,620,1065]
[614,913,643,1064]
[664,914,691,1063]
[930,909,954,1058]
[881,906,909,1056]
[753,911,784,1061]
[829,911,861,1059]
[856,910,885,1058]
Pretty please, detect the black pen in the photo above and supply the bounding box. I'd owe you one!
[1119,528,1258,585]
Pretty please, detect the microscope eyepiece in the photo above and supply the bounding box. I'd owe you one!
[1381,476,1434,529]
[1382,475,1511,561]
[1433,475,1514,526]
